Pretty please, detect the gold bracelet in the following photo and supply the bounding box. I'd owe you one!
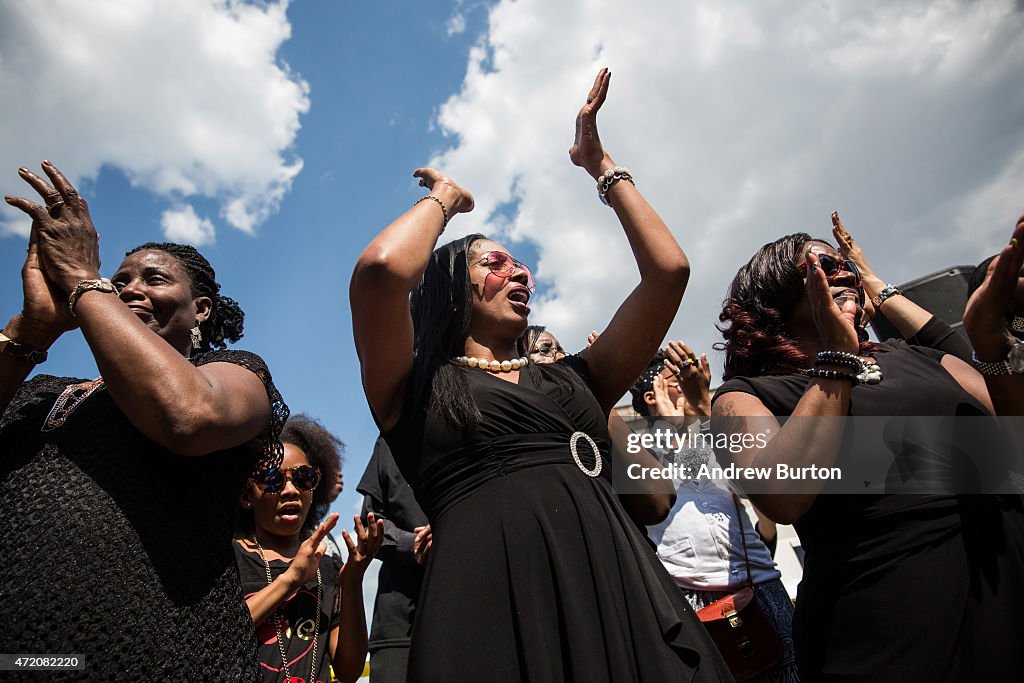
[414,195,450,230]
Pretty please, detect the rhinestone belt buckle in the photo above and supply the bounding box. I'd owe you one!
[569,431,603,478]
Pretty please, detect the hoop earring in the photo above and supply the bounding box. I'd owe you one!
[190,326,202,349]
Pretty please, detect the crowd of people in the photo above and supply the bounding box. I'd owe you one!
[1,68,1023,682]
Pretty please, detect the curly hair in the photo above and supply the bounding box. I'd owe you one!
[629,350,668,416]
[279,415,344,535]
[716,233,876,380]
[236,414,344,538]
[127,242,244,352]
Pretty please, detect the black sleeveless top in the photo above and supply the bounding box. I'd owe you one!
[714,339,1024,680]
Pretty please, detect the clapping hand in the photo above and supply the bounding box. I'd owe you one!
[6,162,101,295]
[663,341,711,417]
[283,513,339,587]
[569,68,613,178]
[341,512,383,574]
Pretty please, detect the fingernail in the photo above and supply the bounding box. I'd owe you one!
[1012,238,1019,249]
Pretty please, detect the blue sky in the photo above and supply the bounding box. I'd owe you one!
[3,0,1024,615]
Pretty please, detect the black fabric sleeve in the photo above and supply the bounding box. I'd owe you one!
[905,315,973,364]
[358,438,420,566]
[190,349,290,475]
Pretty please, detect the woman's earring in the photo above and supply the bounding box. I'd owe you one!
[190,325,202,349]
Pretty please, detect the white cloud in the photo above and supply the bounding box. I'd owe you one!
[430,0,1024,385]
[0,0,309,239]
[447,12,467,37]
[161,205,216,246]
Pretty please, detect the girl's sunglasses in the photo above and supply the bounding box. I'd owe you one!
[254,465,321,494]
[474,251,536,292]
[798,254,862,285]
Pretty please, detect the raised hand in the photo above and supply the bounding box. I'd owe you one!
[569,68,613,177]
[18,221,78,339]
[283,513,339,587]
[663,341,711,417]
[5,162,101,295]
[831,211,874,279]
[964,215,1024,360]
[412,168,475,216]
[651,372,683,418]
[341,512,384,574]
[806,251,860,355]
[412,524,432,566]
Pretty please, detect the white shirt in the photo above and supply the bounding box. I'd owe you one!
[645,420,780,591]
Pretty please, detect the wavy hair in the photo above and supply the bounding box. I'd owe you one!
[716,233,875,380]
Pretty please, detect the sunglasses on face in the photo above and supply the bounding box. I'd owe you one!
[797,254,862,285]
[530,345,564,358]
[474,251,536,292]
[253,465,321,494]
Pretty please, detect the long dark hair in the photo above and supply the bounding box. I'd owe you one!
[127,242,244,352]
[410,236,582,428]
[716,233,875,380]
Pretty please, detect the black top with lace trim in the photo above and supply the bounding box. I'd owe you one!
[0,349,288,681]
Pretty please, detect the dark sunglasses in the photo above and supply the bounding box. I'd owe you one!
[798,254,862,285]
[253,465,321,494]
[474,251,536,292]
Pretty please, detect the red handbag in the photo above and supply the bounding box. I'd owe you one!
[694,497,784,682]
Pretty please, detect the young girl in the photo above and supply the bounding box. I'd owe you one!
[235,414,383,683]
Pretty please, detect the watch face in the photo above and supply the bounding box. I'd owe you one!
[1009,343,1024,374]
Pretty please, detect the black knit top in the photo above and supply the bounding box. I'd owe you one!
[0,350,288,681]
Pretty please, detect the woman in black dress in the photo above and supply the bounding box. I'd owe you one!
[1,162,288,680]
[350,70,731,681]
[711,218,1024,681]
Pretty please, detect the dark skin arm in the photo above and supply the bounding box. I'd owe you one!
[5,162,270,454]
[350,170,474,431]
[572,70,690,414]
[608,412,676,525]
[330,514,383,683]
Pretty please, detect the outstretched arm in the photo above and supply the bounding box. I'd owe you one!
[572,70,690,413]
[350,171,474,431]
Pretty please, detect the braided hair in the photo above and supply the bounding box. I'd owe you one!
[629,350,668,416]
[127,242,244,352]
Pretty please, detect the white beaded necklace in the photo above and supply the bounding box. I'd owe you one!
[454,356,529,373]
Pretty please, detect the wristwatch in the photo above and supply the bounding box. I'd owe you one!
[973,340,1024,376]
[870,283,903,309]
[0,331,48,364]
[68,278,117,316]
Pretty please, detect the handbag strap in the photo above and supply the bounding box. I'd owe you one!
[731,494,754,590]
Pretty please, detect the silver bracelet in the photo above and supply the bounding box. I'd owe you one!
[596,166,635,206]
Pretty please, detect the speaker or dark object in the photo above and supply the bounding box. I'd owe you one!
[869,265,975,343]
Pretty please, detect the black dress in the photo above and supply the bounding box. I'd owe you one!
[0,350,288,681]
[383,356,732,682]
[714,340,1024,682]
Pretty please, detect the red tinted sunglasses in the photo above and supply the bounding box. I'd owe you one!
[798,254,862,285]
[474,251,536,292]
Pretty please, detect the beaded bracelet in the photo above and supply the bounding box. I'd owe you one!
[814,350,861,371]
[597,167,635,206]
[803,368,858,383]
[415,195,450,230]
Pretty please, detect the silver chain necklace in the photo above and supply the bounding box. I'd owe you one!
[253,536,322,683]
